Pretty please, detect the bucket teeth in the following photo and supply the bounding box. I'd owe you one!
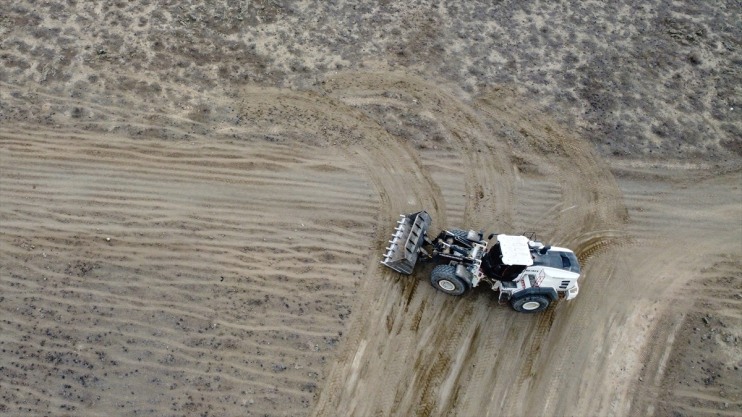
[380,211,431,275]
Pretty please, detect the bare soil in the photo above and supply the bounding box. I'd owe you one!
[1,1,740,417]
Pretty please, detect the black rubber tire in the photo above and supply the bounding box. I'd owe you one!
[511,295,551,313]
[430,264,468,296]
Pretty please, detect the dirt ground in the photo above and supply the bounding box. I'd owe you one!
[1,1,740,416]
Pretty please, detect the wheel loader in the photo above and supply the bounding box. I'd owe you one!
[380,211,580,313]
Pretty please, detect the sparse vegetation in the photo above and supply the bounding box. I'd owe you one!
[1,1,739,159]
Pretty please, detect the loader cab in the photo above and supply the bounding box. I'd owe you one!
[482,235,533,281]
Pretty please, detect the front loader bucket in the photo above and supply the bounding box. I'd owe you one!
[381,211,432,275]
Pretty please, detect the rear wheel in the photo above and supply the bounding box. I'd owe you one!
[511,295,551,313]
[430,264,468,296]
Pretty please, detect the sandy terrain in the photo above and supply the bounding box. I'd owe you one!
[1,1,741,417]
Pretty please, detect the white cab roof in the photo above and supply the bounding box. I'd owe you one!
[497,234,534,266]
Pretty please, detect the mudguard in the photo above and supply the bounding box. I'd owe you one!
[510,287,558,301]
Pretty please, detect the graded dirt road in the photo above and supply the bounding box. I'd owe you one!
[2,72,739,417]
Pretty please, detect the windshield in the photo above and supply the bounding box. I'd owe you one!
[532,251,580,273]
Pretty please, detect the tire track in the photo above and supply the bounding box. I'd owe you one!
[326,72,516,229]
[631,256,742,417]
[464,87,631,417]
[0,97,389,416]
[310,73,638,417]
[4,70,738,417]
[310,73,517,416]
[223,84,449,417]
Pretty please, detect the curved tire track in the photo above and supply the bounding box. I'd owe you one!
[311,74,641,417]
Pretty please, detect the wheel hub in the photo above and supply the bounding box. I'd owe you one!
[522,301,542,310]
[438,279,456,292]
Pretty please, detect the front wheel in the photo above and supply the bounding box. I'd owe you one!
[430,264,468,296]
[511,295,551,313]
